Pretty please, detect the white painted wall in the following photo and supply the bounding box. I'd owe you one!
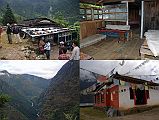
[119,86,134,110]
[147,89,159,106]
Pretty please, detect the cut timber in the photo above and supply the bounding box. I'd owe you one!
[144,30,159,57]
[140,40,154,60]
[80,34,106,48]
[80,52,94,60]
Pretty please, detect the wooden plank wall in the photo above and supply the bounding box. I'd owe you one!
[129,5,140,26]
[144,0,159,32]
[80,20,105,40]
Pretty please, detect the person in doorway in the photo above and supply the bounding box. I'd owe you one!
[12,24,22,43]
[0,26,3,48]
[58,47,70,60]
[6,23,12,44]
[44,40,51,60]
[70,40,80,60]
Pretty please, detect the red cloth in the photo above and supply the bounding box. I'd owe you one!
[58,54,70,60]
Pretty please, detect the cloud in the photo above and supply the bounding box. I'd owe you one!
[0,60,68,79]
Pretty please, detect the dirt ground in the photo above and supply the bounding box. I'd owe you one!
[0,32,59,60]
[80,107,159,120]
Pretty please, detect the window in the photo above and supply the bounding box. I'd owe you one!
[87,15,92,20]
[80,7,103,21]
[103,4,128,22]
[129,87,134,99]
[80,8,86,21]
[86,9,92,14]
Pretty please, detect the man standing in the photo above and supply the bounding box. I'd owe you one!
[0,26,3,48]
[12,24,22,43]
[6,23,12,44]
[70,41,80,60]
[44,40,51,60]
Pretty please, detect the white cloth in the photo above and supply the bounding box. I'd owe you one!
[70,46,80,60]
[44,42,51,51]
[144,31,159,57]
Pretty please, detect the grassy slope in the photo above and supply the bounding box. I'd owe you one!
[80,107,107,120]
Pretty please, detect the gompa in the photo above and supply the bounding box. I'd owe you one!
[94,73,159,110]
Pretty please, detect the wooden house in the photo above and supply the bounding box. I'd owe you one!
[94,73,159,110]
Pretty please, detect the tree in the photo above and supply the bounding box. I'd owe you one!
[0,94,10,107]
[52,11,69,27]
[0,94,11,120]
[2,4,16,25]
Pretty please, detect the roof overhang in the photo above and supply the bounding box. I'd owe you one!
[113,73,159,86]
[80,0,135,5]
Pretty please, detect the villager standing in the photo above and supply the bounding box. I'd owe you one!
[44,40,51,60]
[70,41,80,60]
[0,26,3,48]
[39,39,45,54]
[12,24,22,43]
[6,23,12,44]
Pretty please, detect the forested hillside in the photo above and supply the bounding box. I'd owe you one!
[0,0,79,24]
[38,60,80,120]
[0,70,50,120]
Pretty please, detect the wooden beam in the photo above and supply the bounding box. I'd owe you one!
[100,0,134,3]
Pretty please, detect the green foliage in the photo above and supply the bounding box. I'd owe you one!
[69,22,80,41]
[2,4,17,25]
[0,94,10,120]
[14,14,25,23]
[52,11,69,27]
[0,94,10,107]
[80,3,103,8]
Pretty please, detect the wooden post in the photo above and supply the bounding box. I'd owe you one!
[92,8,94,21]
[126,1,129,25]
[140,1,144,39]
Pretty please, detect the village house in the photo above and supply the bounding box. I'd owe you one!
[94,73,159,110]
[80,0,159,60]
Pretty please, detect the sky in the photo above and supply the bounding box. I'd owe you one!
[80,60,159,83]
[0,60,68,79]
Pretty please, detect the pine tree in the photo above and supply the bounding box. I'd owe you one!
[2,4,16,25]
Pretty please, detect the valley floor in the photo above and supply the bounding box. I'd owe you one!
[80,107,159,120]
[0,32,59,60]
